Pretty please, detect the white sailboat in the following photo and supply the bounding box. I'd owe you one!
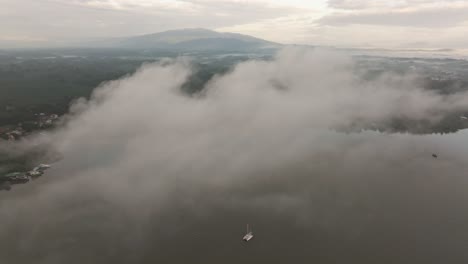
[242,224,254,242]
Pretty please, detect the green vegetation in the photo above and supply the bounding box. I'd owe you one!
[0,53,149,126]
[0,49,258,126]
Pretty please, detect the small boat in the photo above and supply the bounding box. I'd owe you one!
[242,224,254,242]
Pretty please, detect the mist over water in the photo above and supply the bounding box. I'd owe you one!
[2,48,468,264]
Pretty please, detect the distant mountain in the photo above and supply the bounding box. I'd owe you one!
[94,28,281,51]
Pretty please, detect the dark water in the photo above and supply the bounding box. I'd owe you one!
[1,130,468,264]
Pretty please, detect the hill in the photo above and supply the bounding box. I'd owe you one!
[97,28,281,51]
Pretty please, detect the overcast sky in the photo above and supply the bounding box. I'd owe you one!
[1,0,468,49]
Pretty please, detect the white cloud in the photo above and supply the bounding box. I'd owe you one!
[328,0,468,10]
[1,0,468,49]
[0,0,315,44]
[70,0,323,10]
[2,48,468,262]
[320,3,468,28]
[218,15,320,44]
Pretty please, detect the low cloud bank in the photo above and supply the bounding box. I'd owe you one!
[1,48,468,263]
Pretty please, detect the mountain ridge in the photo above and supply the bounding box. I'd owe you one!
[101,28,282,51]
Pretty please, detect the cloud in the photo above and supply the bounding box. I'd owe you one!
[328,0,467,10]
[319,5,468,28]
[2,0,468,49]
[217,15,319,44]
[69,0,319,10]
[328,0,404,10]
[0,0,310,45]
[2,48,468,263]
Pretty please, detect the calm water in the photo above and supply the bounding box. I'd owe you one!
[1,130,468,264]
